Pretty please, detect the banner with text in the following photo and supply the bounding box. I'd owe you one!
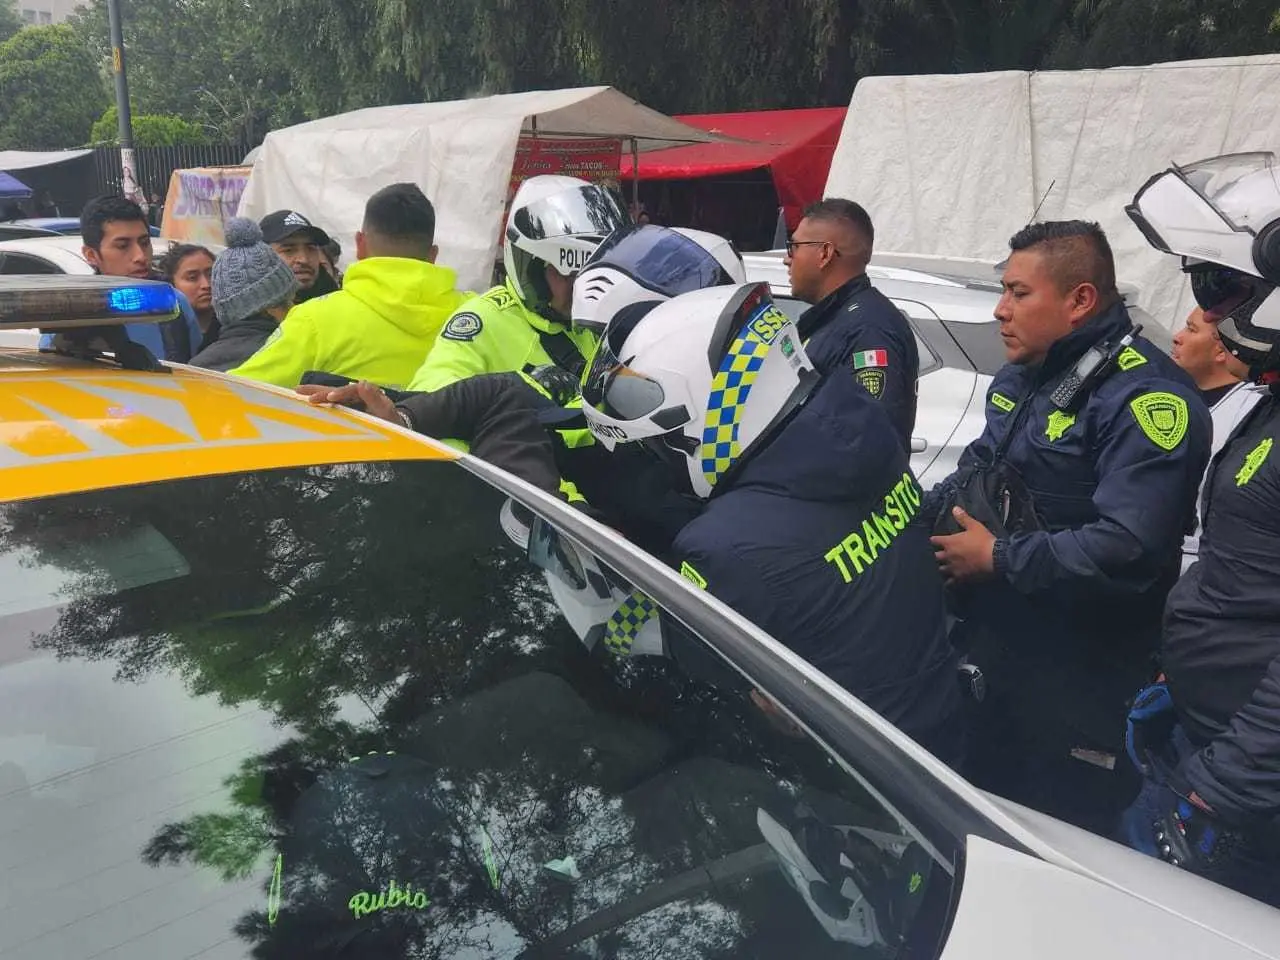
[160,166,252,245]
[498,138,624,249]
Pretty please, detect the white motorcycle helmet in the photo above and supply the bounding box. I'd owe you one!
[499,500,665,657]
[504,175,630,318]
[580,282,819,499]
[1127,151,1280,377]
[571,224,747,335]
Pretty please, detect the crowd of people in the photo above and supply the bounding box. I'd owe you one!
[72,155,1280,907]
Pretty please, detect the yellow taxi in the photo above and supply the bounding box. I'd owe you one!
[2,277,1273,960]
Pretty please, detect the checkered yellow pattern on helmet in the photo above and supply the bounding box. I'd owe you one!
[603,591,658,657]
[701,324,773,487]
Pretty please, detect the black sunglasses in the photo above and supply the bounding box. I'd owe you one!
[784,239,839,256]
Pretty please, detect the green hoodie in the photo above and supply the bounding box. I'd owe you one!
[231,257,468,389]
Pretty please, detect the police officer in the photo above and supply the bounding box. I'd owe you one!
[580,283,964,763]
[783,198,919,451]
[1120,152,1280,905]
[926,220,1211,834]
[406,175,630,393]
[300,224,746,557]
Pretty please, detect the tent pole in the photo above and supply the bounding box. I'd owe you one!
[630,137,640,208]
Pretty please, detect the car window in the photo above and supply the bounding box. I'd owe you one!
[0,462,958,959]
[774,296,942,377]
[0,253,63,275]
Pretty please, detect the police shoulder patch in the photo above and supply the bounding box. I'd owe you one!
[990,391,1016,413]
[484,288,515,310]
[1129,392,1189,451]
[442,312,483,342]
[1116,346,1148,372]
[855,368,886,398]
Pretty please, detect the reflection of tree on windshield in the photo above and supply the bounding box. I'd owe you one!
[2,461,906,957]
[7,463,556,729]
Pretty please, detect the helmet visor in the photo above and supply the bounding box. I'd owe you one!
[1189,264,1262,320]
[1178,152,1280,232]
[581,337,667,423]
[511,185,629,242]
[1127,152,1280,276]
[587,225,730,293]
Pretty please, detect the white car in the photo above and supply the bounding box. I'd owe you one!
[0,235,193,350]
[744,251,1173,488]
[0,273,1275,959]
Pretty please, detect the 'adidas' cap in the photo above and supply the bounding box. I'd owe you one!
[259,209,333,246]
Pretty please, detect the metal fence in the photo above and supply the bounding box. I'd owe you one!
[92,143,252,203]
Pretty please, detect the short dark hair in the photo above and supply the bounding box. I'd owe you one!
[803,198,875,250]
[1008,220,1118,298]
[81,195,148,249]
[362,183,436,256]
[157,243,214,283]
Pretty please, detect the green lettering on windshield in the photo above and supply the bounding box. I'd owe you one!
[348,880,430,919]
[267,853,283,926]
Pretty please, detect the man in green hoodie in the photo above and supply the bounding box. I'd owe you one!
[230,183,468,389]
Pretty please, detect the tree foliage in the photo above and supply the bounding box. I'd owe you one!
[90,105,210,146]
[0,0,21,44]
[0,24,107,150]
[69,0,305,144]
[4,0,1279,151]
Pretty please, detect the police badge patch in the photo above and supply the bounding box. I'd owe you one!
[442,312,483,341]
[855,368,886,398]
[1129,392,1189,451]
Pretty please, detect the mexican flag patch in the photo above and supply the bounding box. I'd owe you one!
[852,349,888,369]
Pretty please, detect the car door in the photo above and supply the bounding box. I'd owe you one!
[889,298,982,488]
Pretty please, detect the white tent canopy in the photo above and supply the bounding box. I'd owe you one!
[826,55,1280,328]
[0,149,92,172]
[239,87,722,292]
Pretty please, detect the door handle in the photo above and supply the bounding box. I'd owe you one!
[910,436,928,454]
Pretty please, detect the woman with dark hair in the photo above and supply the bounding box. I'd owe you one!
[159,243,218,348]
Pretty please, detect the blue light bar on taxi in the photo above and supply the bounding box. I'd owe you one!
[0,275,180,329]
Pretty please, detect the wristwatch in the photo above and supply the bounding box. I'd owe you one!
[395,407,415,431]
[992,537,1011,578]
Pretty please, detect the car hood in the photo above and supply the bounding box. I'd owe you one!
[965,797,1280,958]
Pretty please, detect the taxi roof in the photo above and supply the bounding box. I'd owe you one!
[0,349,454,503]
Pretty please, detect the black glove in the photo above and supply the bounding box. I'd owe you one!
[526,364,581,407]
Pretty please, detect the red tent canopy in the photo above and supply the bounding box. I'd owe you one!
[620,107,847,230]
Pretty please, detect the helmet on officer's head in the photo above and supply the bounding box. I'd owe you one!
[580,282,819,499]
[1128,151,1280,377]
[504,175,630,318]
[570,224,746,335]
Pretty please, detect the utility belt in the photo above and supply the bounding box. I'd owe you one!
[931,324,1142,540]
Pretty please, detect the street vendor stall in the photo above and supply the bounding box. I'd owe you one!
[239,87,724,292]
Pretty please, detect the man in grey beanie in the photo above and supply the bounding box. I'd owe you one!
[190,217,300,372]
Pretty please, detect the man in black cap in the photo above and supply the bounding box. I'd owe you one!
[259,209,340,304]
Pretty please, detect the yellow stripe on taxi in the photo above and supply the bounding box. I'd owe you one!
[0,360,454,502]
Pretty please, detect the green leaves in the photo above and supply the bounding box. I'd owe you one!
[90,105,211,146]
[0,24,107,150]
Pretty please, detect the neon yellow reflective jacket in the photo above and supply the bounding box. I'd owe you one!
[230,257,469,389]
[407,281,598,393]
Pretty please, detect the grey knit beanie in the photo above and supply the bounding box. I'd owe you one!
[212,217,300,324]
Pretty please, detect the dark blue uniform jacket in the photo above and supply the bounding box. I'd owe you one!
[797,275,919,452]
[672,371,960,751]
[1163,388,1280,826]
[928,301,1210,673]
